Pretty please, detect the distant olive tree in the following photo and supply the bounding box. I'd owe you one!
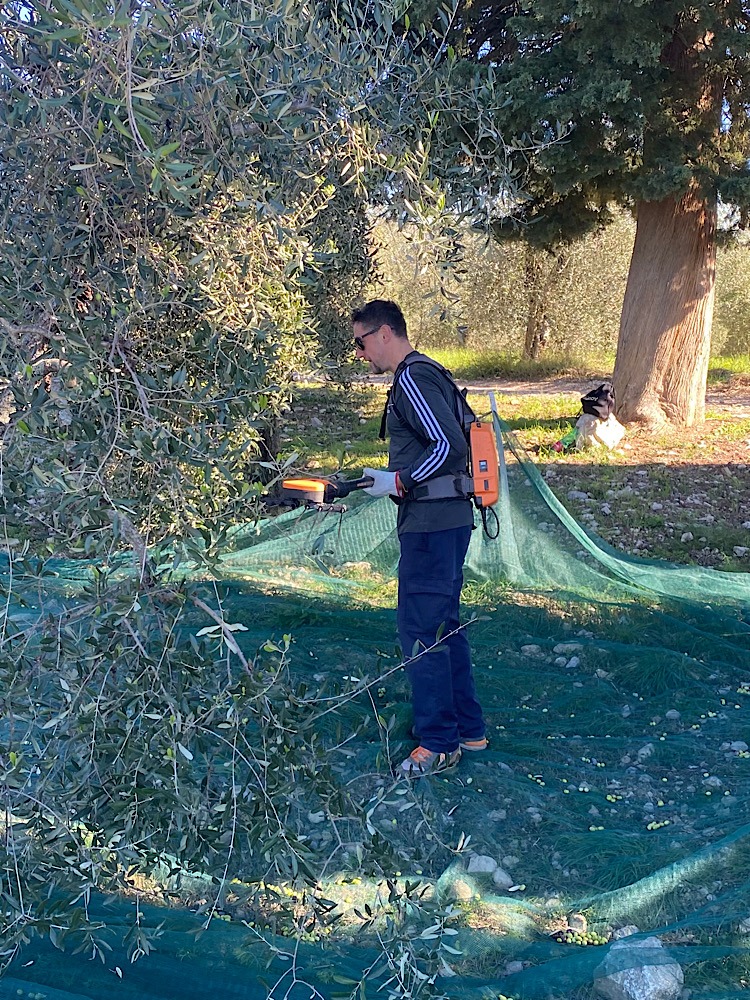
[373,211,750,363]
[714,234,750,356]
[371,213,636,359]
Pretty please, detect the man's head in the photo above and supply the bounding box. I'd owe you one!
[351,299,411,375]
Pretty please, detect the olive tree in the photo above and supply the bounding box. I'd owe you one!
[446,1,750,426]
[0,0,516,968]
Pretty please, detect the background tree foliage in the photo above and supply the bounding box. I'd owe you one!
[438,0,750,424]
[373,212,750,360]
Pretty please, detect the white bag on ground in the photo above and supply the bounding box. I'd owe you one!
[576,412,626,450]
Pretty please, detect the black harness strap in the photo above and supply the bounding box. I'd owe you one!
[379,356,474,441]
[378,388,391,441]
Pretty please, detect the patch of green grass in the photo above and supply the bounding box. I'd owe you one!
[280,382,387,473]
[486,394,580,449]
[427,347,614,382]
[704,412,750,440]
[708,354,750,384]
[428,345,749,389]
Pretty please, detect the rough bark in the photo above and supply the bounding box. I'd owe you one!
[613,185,716,428]
[614,16,722,429]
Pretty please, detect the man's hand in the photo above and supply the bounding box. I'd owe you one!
[363,467,404,497]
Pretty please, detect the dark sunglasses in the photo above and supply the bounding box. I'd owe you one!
[354,325,381,350]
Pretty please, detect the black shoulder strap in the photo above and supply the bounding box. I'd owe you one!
[379,388,391,440]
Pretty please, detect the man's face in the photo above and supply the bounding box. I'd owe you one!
[353,320,387,375]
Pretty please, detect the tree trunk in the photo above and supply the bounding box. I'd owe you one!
[257,416,281,485]
[613,184,716,428]
[522,247,544,359]
[522,246,567,360]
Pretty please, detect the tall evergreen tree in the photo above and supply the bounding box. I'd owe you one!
[453,0,750,426]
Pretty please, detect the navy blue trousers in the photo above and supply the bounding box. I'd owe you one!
[397,525,485,754]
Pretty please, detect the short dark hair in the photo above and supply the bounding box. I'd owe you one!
[352,299,407,338]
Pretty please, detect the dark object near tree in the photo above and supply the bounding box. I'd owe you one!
[581,383,616,421]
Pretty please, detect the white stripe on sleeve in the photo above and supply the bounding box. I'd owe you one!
[400,368,449,481]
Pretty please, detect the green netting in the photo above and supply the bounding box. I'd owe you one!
[4,416,750,999]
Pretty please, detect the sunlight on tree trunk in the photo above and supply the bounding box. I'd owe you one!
[613,185,716,428]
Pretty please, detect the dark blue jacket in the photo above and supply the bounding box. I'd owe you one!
[386,352,473,534]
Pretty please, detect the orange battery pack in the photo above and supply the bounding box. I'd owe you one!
[469,420,499,507]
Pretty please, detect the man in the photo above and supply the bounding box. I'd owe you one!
[352,299,486,778]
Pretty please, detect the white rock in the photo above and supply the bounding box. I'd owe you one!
[680,532,694,543]
[731,741,749,752]
[733,546,749,557]
[493,867,515,890]
[501,855,520,868]
[651,502,663,511]
[613,926,640,940]
[621,705,632,718]
[702,775,722,788]
[637,743,654,759]
[594,935,683,1000]
[521,644,543,656]
[467,854,498,875]
[566,656,581,670]
[739,917,750,934]
[742,521,750,529]
[505,960,524,974]
[665,710,681,721]
[554,642,584,654]
[554,656,568,666]
[567,490,591,500]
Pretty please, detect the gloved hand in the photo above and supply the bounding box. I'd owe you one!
[363,467,403,498]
